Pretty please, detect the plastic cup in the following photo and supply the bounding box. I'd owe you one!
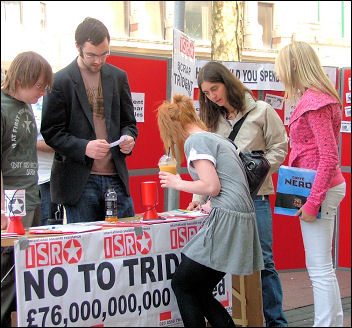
[158,155,177,174]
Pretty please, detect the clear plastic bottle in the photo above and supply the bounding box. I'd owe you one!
[105,186,118,222]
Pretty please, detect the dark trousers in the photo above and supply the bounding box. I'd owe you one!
[39,182,63,225]
[171,253,236,327]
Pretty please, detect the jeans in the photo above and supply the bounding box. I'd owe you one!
[300,182,346,327]
[254,195,287,327]
[171,254,235,327]
[39,181,63,225]
[65,174,135,223]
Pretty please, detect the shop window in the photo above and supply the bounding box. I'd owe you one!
[1,1,23,25]
[127,1,165,40]
[39,2,46,29]
[258,2,273,48]
[145,1,165,40]
[319,1,343,39]
[185,1,212,41]
[109,1,129,37]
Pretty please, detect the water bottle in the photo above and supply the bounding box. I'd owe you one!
[105,186,118,222]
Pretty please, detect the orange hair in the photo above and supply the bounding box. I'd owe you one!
[157,94,207,162]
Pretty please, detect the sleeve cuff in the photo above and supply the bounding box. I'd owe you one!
[302,201,320,217]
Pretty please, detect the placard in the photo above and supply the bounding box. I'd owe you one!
[172,29,195,98]
[15,219,232,326]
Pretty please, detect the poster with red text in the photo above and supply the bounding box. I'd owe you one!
[15,219,232,326]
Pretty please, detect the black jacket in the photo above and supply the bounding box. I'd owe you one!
[41,58,138,205]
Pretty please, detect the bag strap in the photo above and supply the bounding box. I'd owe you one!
[228,111,250,141]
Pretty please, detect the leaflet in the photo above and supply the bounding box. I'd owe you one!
[109,136,127,148]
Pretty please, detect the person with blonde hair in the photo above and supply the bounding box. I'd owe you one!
[157,94,264,327]
[275,41,346,327]
[1,51,53,326]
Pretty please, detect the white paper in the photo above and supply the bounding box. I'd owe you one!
[109,135,127,148]
[341,121,351,133]
[264,94,284,110]
[29,223,102,234]
[284,99,298,125]
[172,29,195,98]
[4,189,26,216]
[132,92,145,122]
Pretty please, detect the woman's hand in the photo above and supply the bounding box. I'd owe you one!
[200,199,212,214]
[187,201,201,211]
[159,171,182,189]
[295,208,317,222]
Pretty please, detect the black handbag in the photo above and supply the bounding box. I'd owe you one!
[228,112,271,199]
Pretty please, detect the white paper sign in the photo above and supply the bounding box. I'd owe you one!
[194,60,284,91]
[193,100,200,116]
[4,189,26,216]
[341,121,351,133]
[132,92,145,123]
[194,61,338,92]
[264,94,284,110]
[283,99,298,125]
[172,29,195,98]
[323,66,337,88]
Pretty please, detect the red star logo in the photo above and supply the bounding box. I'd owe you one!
[136,231,152,255]
[63,239,82,264]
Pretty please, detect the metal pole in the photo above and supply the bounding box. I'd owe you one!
[164,1,186,211]
[174,1,185,32]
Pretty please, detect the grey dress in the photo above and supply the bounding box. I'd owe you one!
[182,132,264,275]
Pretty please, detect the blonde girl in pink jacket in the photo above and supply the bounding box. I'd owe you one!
[275,41,346,327]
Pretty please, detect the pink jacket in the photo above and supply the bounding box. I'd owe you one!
[288,89,345,216]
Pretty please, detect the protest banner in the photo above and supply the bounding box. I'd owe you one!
[172,29,196,98]
[15,219,232,327]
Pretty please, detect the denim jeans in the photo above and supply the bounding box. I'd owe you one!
[300,182,346,327]
[254,195,288,327]
[39,181,63,225]
[65,174,135,223]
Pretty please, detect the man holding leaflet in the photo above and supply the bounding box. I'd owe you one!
[41,17,138,223]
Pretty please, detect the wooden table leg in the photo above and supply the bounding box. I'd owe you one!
[232,271,264,327]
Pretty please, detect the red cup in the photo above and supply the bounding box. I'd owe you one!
[6,216,25,235]
[141,181,159,220]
